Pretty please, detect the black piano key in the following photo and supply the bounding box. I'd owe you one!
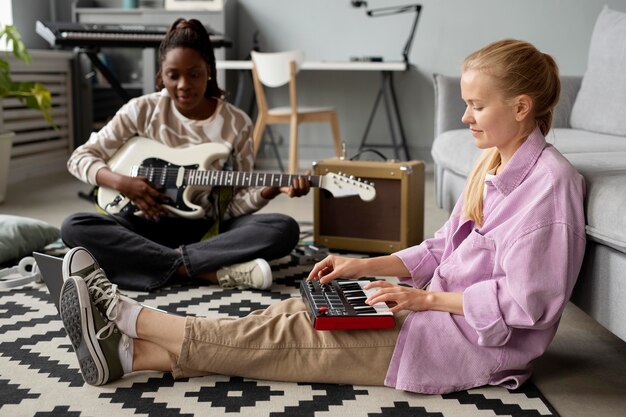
[340,284,362,290]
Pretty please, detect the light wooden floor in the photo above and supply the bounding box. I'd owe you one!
[1,170,625,417]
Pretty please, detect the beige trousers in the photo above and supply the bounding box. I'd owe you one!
[170,298,409,385]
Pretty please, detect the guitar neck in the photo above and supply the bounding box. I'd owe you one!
[188,171,322,188]
[133,165,322,188]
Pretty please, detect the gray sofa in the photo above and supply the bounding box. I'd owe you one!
[430,73,626,342]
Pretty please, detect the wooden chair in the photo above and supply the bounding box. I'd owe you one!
[251,50,342,174]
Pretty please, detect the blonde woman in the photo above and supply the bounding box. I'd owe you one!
[58,39,586,393]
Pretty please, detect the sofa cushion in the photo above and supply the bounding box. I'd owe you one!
[547,128,626,154]
[570,6,626,136]
[431,129,482,177]
[432,128,626,177]
[564,152,626,253]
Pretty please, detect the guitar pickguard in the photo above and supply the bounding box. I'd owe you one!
[97,137,231,219]
[139,157,200,213]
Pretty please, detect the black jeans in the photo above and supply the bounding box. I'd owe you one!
[60,212,300,291]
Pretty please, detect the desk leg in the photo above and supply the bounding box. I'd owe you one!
[387,72,410,161]
[382,76,401,160]
[232,69,248,110]
[359,71,410,161]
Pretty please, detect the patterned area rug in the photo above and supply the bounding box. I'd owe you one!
[0,255,560,417]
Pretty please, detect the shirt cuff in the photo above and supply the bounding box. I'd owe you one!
[393,243,438,288]
[463,280,511,347]
[87,162,108,186]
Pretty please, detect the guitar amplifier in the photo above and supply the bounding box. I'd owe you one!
[313,157,424,254]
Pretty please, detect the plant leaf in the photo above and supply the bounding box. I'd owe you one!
[1,24,54,127]
[1,25,31,63]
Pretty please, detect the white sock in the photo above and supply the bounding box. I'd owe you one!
[115,298,142,339]
[118,335,134,374]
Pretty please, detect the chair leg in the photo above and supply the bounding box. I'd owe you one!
[252,116,267,157]
[289,116,299,174]
[265,126,285,172]
[329,112,342,157]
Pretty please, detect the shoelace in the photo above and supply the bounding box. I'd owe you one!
[220,266,255,288]
[83,268,120,340]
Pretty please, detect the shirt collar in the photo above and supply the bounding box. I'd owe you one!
[489,127,546,196]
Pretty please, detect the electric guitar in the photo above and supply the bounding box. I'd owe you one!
[97,137,376,219]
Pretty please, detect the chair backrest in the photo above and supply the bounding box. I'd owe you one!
[251,50,304,88]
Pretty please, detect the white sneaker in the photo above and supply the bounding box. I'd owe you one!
[217,259,272,290]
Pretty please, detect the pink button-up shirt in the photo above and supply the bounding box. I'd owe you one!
[387,128,586,394]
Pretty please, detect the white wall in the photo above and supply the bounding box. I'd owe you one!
[234,0,626,165]
[0,1,14,49]
[11,0,626,165]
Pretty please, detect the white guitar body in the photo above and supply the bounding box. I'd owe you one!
[98,137,231,219]
[97,137,376,219]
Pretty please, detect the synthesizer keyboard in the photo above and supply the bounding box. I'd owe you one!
[300,278,395,331]
[36,20,231,49]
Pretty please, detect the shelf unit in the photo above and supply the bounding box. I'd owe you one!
[0,50,75,184]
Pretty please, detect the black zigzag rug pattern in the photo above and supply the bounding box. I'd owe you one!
[0,256,560,417]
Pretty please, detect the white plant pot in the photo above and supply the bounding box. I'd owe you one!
[0,131,15,204]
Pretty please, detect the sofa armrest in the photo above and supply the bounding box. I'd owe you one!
[433,74,465,137]
[553,76,582,128]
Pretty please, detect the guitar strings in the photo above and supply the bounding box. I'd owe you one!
[133,166,318,187]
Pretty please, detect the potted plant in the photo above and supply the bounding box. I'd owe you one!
[1,24,54,203]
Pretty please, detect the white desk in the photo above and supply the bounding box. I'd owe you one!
[217,60,406,71]
[216,60,410,160]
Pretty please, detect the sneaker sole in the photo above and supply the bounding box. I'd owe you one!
[257,259,272,290]
[59,277,109,386]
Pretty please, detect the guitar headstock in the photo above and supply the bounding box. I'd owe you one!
[319,172,376,201]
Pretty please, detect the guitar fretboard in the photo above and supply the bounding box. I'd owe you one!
[132,166,322,189]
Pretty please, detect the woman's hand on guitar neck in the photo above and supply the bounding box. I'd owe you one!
[261,171,311,200]
[97,168,170,220]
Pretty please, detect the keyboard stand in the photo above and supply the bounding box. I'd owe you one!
[79,47,132,103]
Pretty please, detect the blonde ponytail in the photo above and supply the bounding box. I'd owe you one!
[462,149,500,226]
